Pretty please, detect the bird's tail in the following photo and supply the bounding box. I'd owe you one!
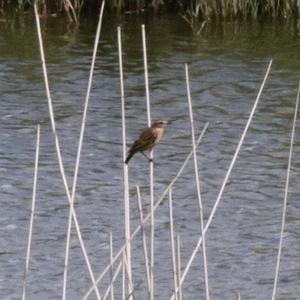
[125,151,135,164]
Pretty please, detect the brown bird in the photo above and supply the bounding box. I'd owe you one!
[125,120,168,164]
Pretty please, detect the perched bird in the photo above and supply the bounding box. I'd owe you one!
[125,120,168,164]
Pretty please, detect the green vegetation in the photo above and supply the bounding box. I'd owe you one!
[180,0,300,33]
[1,0,299,31]
[181,0,299,20]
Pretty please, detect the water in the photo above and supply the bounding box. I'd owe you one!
[0,12,300,300]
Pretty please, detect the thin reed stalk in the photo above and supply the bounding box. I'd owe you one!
[136,186,151,295]
[109,232,114,300]
[102,260,123,300]
[141,23,155,300]
[185,63,210,299]
[82,125,208,299]
[118,25,133,299]
[176,235,182,300]
[271,80,300,299]
[34,3,101,299]
[62,2,105,299]
[10,0,300,18]
[122,253,125,300]
[171,60,273,299]
[122,249,134,297]
[83,125,208,299]
[142,24,152,128]
[168,188,178,300]
[22,125,40,300]
[62,0,81,24]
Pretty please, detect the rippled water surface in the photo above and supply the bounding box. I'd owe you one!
[1,12,300,300]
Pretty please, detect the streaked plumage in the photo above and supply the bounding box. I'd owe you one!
[125,120,168,164]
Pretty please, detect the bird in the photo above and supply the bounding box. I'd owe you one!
[125,120,168,164]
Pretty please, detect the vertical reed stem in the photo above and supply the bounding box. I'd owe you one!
[171,60,272,299]
[176,235,182,300]
[271,80,300,299]
[136,186,151,295]
[168,188,178,300]
[22,125,40,300]
[122,252,125,300]
[34,3,101,299]
[118,25,133,299]
[82,125,209,300]
[102,260,122,300]
[142,23,155,300]
[62,2,105,299]
[122,250,134,297]
[109,232,114,300]
[185,64,210,299]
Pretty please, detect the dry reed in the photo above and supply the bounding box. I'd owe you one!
[109,232,115,300]
[141,23,155,300]
[168,188,178,300]
[82,125,208,299]
[34,2,101,299]
[185,63,210,299]
[136,186,151,294]
[271,80,300,299]
[62,2,105,299]
[22,125,40,300]
[118,25,133,299]
[176,235,182,300]
[171,60,273,299]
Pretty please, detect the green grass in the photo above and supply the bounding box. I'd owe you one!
[181,0,299,33]
[1,0,299,29]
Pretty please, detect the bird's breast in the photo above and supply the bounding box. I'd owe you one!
[153,127,164,144]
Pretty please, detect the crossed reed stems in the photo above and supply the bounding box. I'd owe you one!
[21,1,300,299]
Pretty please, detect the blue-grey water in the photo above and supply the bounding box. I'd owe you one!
[0,12,300,300]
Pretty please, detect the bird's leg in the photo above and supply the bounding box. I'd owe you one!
[140,151,153,163]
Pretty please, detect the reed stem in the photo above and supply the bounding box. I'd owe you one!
[118,25,133,299]
[62,2,105,299]
[22,125,40,300]
[83,125,208,299]
[185,63,210,299]
[122,252,125,300]
[171,60,272,299]
[176,235,182,300]
[142,24,155,300]
[271,80,300,299]
[136,186,151,295]
[168,188,178,300]
[34,3,101,299]
[109,232,115,300]
[102,260,122,300]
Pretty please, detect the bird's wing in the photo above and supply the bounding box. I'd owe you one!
[139,128,157,148]
[129,128,157,153]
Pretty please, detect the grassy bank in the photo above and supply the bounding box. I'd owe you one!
[1,1,299,29]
